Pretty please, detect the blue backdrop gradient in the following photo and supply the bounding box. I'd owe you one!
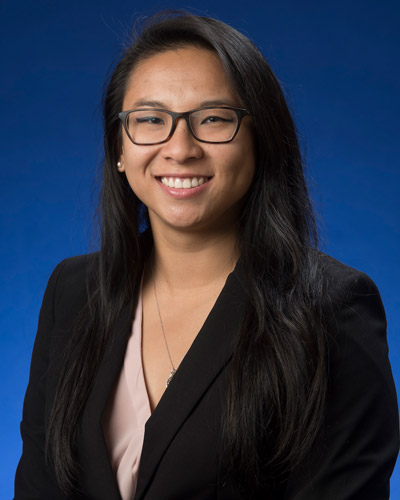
[1,1,399,497]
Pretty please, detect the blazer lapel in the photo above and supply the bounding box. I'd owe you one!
[78,299,138,500]
[134,264,246,500]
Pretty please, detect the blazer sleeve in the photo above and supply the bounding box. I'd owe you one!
[14,261,67,500]
[284,270,399,499]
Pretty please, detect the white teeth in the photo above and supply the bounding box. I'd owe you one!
[160,176,209,189]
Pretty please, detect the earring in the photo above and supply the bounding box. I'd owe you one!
[117,161,123,171]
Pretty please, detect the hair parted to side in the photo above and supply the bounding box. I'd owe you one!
[47,11,327,494]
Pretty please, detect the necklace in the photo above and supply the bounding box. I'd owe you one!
[152,266,177,388]
[151,256,235,387]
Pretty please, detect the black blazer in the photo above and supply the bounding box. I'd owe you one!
[14,253,399,499]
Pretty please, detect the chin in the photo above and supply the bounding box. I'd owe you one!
[156,208,206,229]
[167,219,205,232]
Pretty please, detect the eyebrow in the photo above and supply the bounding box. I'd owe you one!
[130,98,240,109]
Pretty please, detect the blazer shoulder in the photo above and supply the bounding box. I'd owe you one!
[316,253,396,404]
[49,253,99,325]
[316,252,383,312]
[283,253,399,499]
[54,252,98,285]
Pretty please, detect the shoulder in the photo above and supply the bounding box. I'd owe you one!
[316,252,384,319]
[284,253,399,498]
[315,253,397,414]
[311,252,397,409]
[317,251,379,290]
[44,253,99,326]
[315,252,386,348]
[51,252,98,285]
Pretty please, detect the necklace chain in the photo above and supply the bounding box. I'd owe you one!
[152,263,177,387]
[151,256,235,387]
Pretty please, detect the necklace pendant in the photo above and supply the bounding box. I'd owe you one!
[166,368,176,387]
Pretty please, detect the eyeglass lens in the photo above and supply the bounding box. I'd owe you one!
[125,108,238,144]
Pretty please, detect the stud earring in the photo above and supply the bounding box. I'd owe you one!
[117,161,123,171]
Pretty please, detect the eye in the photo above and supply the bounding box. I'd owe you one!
[201,115,234,125]
[136,116,165,125]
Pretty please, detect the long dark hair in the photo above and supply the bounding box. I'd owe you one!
[47,11,327,494]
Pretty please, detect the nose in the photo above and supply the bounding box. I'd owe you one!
[161,117,203,163]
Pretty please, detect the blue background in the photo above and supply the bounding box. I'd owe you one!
[1,0,399,497]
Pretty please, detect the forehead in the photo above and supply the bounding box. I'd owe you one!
[123,47,240,110]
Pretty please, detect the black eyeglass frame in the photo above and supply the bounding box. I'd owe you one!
[118,106,250,145]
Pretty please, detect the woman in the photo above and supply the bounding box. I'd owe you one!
[14,11,399,500]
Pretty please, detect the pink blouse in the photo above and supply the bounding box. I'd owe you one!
[102,290,151,500]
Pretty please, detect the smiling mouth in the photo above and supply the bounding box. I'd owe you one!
[158,176,212,189]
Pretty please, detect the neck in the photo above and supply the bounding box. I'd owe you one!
[148,225,239,295]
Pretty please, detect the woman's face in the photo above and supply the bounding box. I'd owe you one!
[119,47,255,236]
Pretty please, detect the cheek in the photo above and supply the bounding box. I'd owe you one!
[225,143,255,183]
[122,145,158,178]
[234,153,256,200]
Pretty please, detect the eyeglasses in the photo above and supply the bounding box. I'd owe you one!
[118,106,250,145]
